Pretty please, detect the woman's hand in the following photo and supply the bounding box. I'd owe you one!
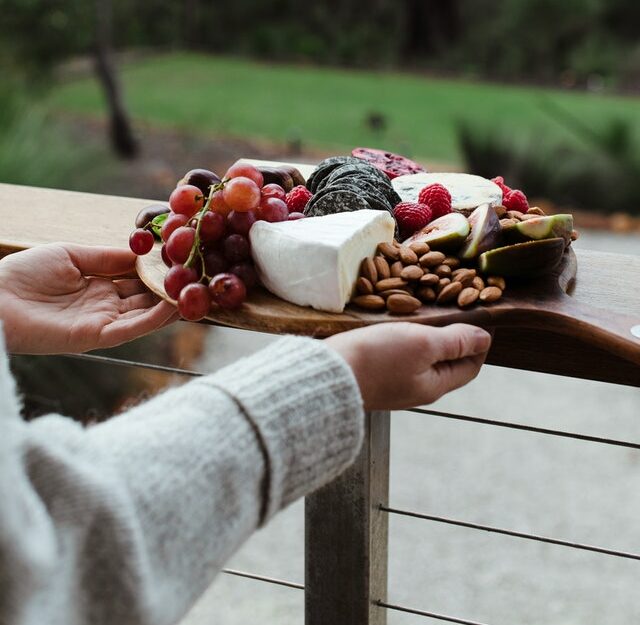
[326,322,492,411]
[0,244,178,354]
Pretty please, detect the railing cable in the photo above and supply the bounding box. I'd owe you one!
[222,568,303,590]
[378,600,491,625]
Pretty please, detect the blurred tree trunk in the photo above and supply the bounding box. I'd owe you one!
[184,0,202,49]
[402,0,460,58]
[94,0,139,158]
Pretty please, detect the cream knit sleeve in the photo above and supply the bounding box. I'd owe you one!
[0,326,364,625]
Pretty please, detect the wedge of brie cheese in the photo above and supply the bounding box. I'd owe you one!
[392,172,503,211]
[250,209,395,312]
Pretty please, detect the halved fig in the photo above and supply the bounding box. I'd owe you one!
[502,214,574,246]
[402,213,470,252]
[459,203,502,260]
[352,147,426,179]
[478,238,565,278]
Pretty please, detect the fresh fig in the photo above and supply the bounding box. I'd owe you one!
[502,214,574,246]
[135,204,170,229]
[478,238,565,278]
[178,168,221,196]
[280,164,306,187]
[459,203,502,260]
[402,212,470,252]
[352,147,426,179]
[257,166,295,192]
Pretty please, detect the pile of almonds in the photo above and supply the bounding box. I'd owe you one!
[498,205,579,241]
[351,240,506,314]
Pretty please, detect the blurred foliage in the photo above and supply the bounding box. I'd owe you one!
[458,105,640,214]
[1,0,639,88]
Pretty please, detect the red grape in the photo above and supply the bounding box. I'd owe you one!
[178,283,211,321]
[260,183,286,201]
[161,213,189,242]
[203,249,228,277]
[259,197,289,222]
[210,189,232,216]
[288,212,306,221]
[166,226,196,264]
[169,184,205,217]
[222,234,251,264]
[161,244,172,267]
[198,210,226,242]
[227,210,257,236]
[164,264,198,300]
[223,177,261,212]
[230,263,258,289]
[129,228,154,255]
[225,162,264,188]
[209,273,247,310]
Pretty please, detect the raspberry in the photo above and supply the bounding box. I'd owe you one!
[285,185,312,213]
[393,202,433,238]
[491,176,512,197]
[503,189,529,213]
[417,184,452,220]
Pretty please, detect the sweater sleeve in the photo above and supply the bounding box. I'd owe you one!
[0,325,364,625]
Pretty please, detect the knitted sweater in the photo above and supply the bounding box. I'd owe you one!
[0,324,364,625]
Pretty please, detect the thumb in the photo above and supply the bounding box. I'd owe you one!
[64,244,138,277]
[425,324,492,364]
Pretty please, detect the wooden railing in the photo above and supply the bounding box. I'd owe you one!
[2,182,639,625]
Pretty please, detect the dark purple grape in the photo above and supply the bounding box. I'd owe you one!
[178,168,221,197]
[203,249,227,277]
[222,234,251,264]
[230,263,258,289]
[129,229,154,255]
[209,273,247,310]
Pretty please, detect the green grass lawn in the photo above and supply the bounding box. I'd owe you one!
[50,52,640,165]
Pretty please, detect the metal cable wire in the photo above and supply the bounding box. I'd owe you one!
[378,600,490,625]
[381,505,640,561]
[60,352,202,377]
[222,568,304,590]
[410,408,640,450]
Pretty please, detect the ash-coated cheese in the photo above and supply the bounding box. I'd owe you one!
[392,173,503,210]
[249,209,395,313]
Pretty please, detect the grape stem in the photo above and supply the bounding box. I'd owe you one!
[185,181,224,270]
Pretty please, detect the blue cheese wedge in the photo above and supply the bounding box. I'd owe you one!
[249,209,395,312]
[392,172,503,211]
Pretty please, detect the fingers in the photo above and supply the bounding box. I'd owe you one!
[98,301,179,349]
[114,278,149,298]
[423,324,492,364]
[64,244,138,277]
[428,352,488,398]
[119,292,160,313]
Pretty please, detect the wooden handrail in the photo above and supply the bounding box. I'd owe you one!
[1,182,638,386]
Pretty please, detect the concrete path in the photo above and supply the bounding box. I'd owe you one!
[181,231,639,625]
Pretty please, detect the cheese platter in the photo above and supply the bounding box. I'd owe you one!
[132,153,640,365]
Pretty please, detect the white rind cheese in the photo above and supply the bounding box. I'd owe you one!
[249,209,395,313]
[392,173,503,210]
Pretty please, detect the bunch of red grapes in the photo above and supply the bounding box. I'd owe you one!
[129,161,304,321]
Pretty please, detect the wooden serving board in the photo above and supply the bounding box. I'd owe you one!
[137,245,640,366]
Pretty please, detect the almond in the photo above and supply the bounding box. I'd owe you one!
[436,281,463,304]
[527,206,545,216]
[416,286,436,303]
[479,286,502,303]
[442,256,461,269]
[452,267,476,279]
[458,287,479,308]
[400,265,424,281]
[377,241,401,261]
[399,247,419,265]
[409,241,430,256]
[351,294,386,310]
[378,288,412,299]
[419,273,439,286]
[360,257,377,283]
[571,229,579,241]
[453,268,476,287]
[519,213,537,220]
[419,251,446,268]
[386,293,422,314]
[374,256,391,280]
[472,276,485,291]
[435,264,452,278]
[390,261,404,277]
[375,277,408,292]
[487,276,506,290]
[437,278,451,293]
[500,218,517,228]
[494,205,507,219]
[356,276,374,295]
[507,210,525,221]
